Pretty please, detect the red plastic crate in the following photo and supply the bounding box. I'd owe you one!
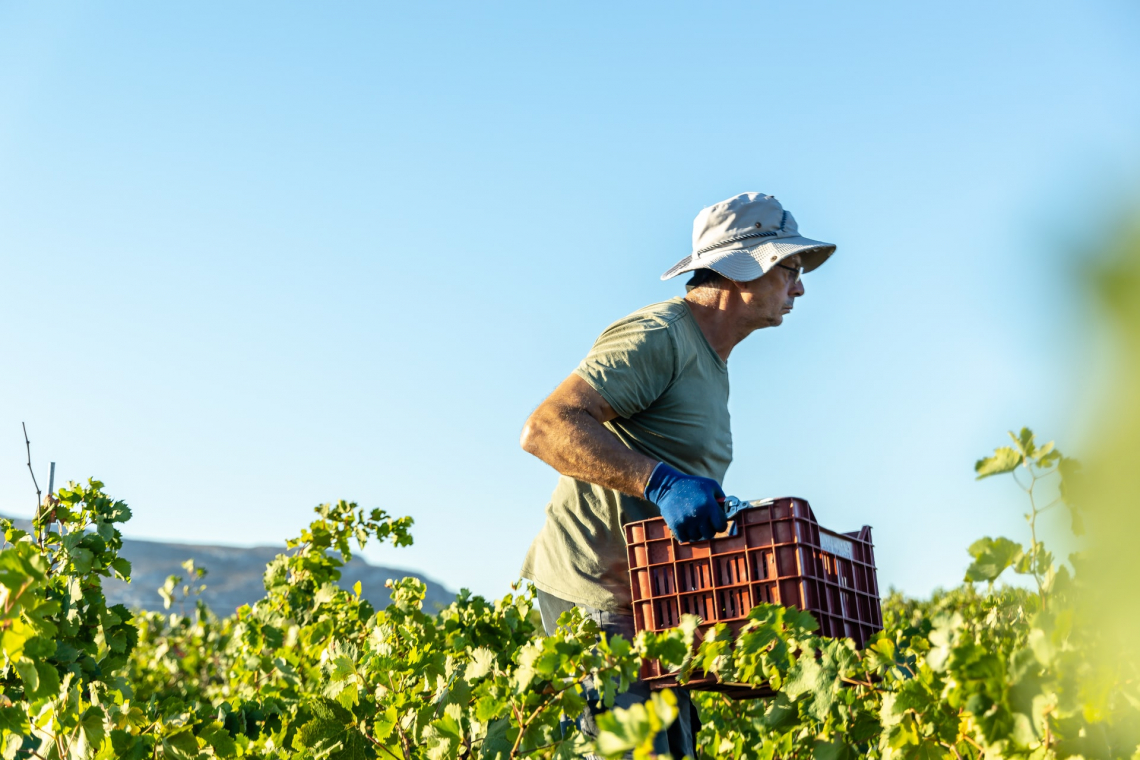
[624,497,881,697]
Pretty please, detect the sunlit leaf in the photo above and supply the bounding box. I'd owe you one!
[965,537,1023,583]
[975,447,1022,479]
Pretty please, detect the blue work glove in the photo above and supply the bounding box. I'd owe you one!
[643,462,728,543]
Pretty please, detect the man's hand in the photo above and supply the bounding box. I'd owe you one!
[643,462,728,543]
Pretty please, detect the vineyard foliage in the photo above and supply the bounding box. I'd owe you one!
[1,428,1138,759]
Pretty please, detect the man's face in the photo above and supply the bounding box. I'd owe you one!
[736,254,805,329]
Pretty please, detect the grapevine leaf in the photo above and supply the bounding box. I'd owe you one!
[511,643,541,694]
[161,731,200,760]
[815,740,859,760]
[479,717,516,760]
[594,690,676,757]
[373,706,398,743]
[425,704,464,760]
[784,651,823,702]
[1010,427,1036,458]
[0,706,29,736]
[109,731,153,760]
[75,706,107,759]
[104,500,132,523]
[294,698,370,760]
[475,695,508,723]
[13,658,38,695]
[783,647,839,720]
[465,647,496,680]
[1058,456,1084,534]
[926,613,963,672]
[311,696,353,724]
[1,620,36,661]
[294,718,340,750]
[964,537,1023,583]
[333,732,375,760]
[975,447,1022,479]
[69,547,94,574]
[198,722,237,758]
[904,740,950,759]
[110,557,132,580]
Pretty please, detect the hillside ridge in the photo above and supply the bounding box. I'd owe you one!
[2,515,455,613]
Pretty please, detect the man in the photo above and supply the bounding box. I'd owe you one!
[519,192,836,757]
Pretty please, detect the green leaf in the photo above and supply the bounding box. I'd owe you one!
[426,704,464,760]
[110,557,132,580]
[295,718,340,750]
[1010,427,1036,458]
[594,690,676,757]
[294,698,371,760]
[975,447,1022,479]
[1058,456,1084,534]
[373,706,398,743]
[69,547,94,574]
[1,620,36,661]
[475,695,508,722]
[110,730,152,760]
[310,696,353,724]
[815,740,859,760]
[0,706,29,736]
[198,722,237,758]
[763,694,797,731]
[161,731,200,760]
[964,537,1023,583]
[75,706,106,759]
[1,732,23,760]
[465,647,496,680]
[784,651,823,701]
[331,731,372,760]
[13,658,38,694]
[1033,440,1058,468]
[479,718,516,760]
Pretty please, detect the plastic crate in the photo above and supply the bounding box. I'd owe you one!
[624,497,881,697]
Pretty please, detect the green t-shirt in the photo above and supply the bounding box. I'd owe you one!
[520,298,732,612]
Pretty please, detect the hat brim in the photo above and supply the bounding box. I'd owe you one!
[660,235,836,282]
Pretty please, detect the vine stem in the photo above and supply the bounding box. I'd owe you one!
[515,740,559,756]
[1023,464,1048,610]
[383,671,413,760]
[22,422,41,508]
[364,732,405,760]
[22,422,46,549]
[840,676,875,689]
[508,667,585,758]
[508,702,528,757]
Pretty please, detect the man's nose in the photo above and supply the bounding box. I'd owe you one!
[791,278,805,298]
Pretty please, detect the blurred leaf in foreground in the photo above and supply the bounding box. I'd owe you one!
[1075,222,1140,680]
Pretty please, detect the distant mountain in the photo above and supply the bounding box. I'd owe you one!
[2,516,454,614]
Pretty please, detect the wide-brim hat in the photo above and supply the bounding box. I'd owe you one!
[661,192,836,282]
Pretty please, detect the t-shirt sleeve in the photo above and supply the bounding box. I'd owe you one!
[573,318,676,419]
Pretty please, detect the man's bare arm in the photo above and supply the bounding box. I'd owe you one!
[520,373,658,497]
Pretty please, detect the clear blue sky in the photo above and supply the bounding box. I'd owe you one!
[3,2,1138,602]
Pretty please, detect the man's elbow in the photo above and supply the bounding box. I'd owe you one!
[519,412,546,457]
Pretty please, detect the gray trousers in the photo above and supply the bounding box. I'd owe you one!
[536,589,697,759]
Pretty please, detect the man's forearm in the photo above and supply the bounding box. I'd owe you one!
[521,403,657,498]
